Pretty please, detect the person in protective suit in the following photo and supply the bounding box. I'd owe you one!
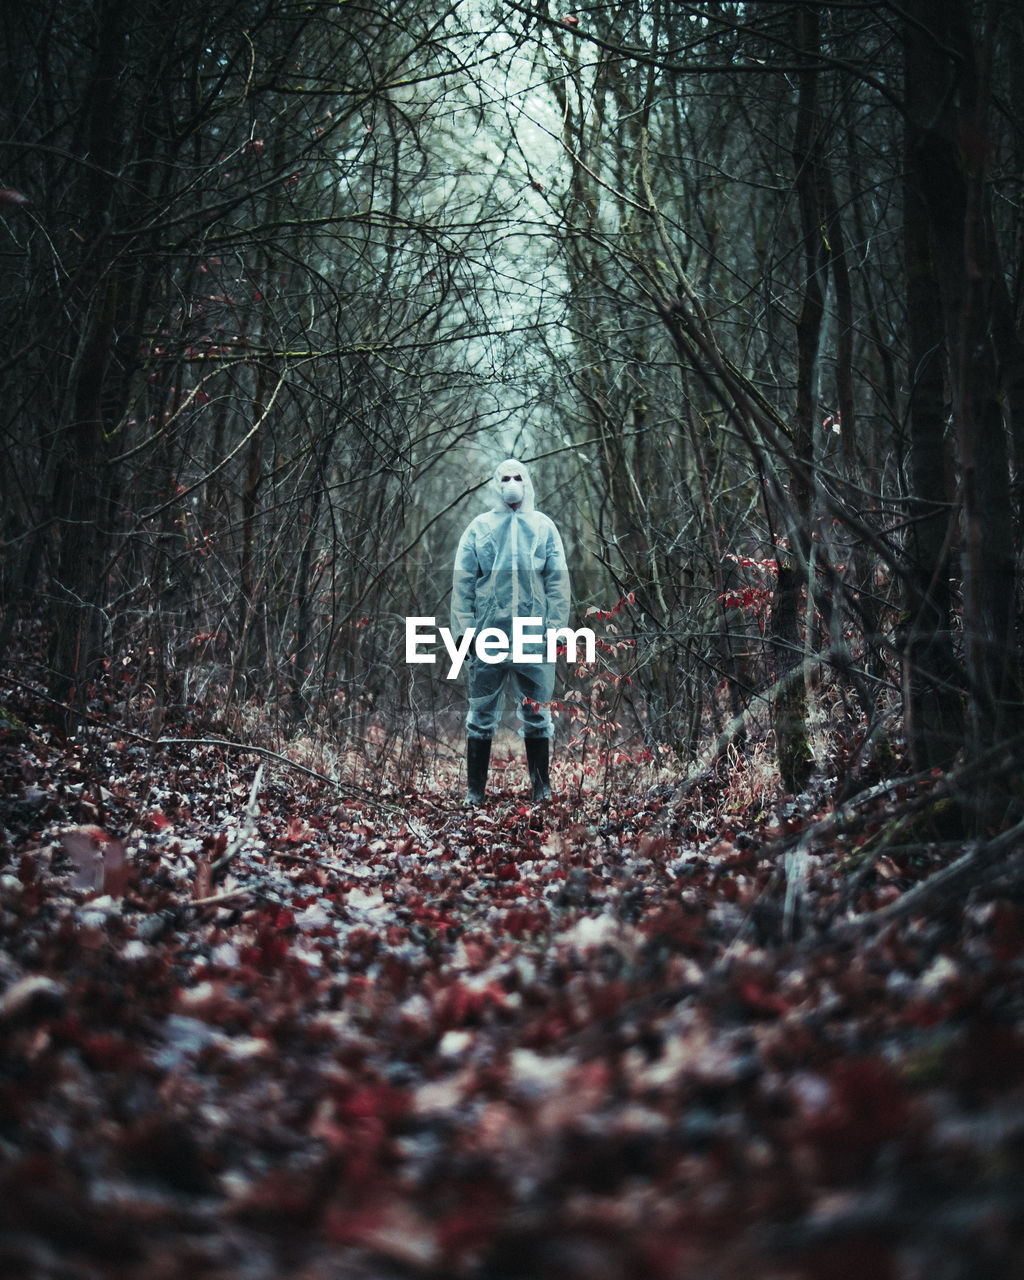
[451,457,570,805]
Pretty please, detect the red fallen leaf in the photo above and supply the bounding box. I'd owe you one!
[639,833,669,858]
[499,906,549,937]
[0,1155,97,1244]
[52,1022,142,1071]
[641,904,705,952]
[719,845,758,872]
[145,809,172,831]
[204,830,228,858]
[286,814,313,843]
[239,905,296,970]
[326,1201,440,1268]
[102,837,130,898]
[434,979,506,1028]
[460,935,496,970]
[736,976,789,1016]
[337,1081,410,1124]
[718,876,742,902]
[437,1204,499,1262]
[0,187,30,207]
[232,1167,328,1227]
[561,15,580,28]
[808,1058,911,1156]
[588,978,628,1019]
[410,900,456,932]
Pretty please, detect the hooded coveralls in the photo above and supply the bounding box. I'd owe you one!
[451,459,570,742]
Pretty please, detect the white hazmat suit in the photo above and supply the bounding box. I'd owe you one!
[451,458,570,803]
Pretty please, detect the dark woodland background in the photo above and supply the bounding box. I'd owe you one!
[1,0,1022,808]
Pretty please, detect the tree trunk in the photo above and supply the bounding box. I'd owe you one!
[47,0,130,714]
[901,28,964,771]
[903,0,1020,778]
[772,564,812,793]
[771,4,825,794]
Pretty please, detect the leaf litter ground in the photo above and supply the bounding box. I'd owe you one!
[1,698,1023,1279]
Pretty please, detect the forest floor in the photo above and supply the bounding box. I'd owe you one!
[1,676,1024,1280]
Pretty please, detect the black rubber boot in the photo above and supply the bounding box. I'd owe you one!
[525,737,551,802]
[464,737,491,806]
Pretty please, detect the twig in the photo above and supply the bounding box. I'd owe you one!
[152,736,362,793]
[830,812,1024,941]
[153,736,439,839]
[782,844,809,941]
[211,764,264,880]
[0,671,437,830]
[654,663,813,831]
[778,734,1024,864]
[189,889,251,910]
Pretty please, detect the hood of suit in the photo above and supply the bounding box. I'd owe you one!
[490,457,536,514]
[451,456,570,643]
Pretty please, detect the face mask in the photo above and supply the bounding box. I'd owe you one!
[500,476,525,507]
